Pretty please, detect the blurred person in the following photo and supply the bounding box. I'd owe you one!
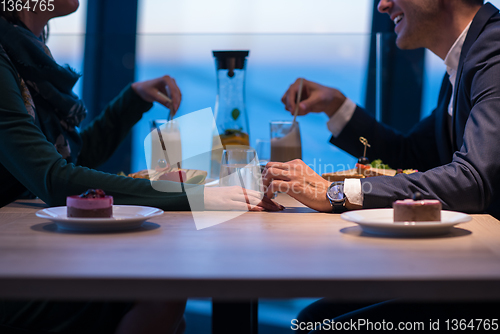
[0,1,280,333]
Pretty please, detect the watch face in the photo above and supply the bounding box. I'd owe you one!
[328,182,345,202]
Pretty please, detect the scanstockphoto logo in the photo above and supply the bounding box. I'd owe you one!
[144,107,264,230]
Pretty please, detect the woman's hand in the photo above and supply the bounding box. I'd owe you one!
[281,78,346,118]
[204,186,284,212]
[263,159,332,212]
[132,75,182,117]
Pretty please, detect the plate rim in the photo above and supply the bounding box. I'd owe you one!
[341,208,471,228]
[35,205,164,223]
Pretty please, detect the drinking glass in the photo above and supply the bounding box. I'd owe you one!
[149,119,182,169]
[270,121,302,162]
[219,146,262,192]
[255,139,270,172]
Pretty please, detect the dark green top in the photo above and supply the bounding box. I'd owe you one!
[0,49,204,210]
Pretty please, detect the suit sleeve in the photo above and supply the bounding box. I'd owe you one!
[358,43,500,213]
[361,95,499,213]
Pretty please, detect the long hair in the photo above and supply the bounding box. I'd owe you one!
[0,7,19,23]
[0,9,49,41]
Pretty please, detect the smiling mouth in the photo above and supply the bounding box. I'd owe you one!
[394,14,404,25]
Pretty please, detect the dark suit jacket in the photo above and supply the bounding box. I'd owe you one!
[330,3,500,219]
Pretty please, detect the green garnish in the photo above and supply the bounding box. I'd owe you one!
[231,108,240,121]
[370,159,391,169]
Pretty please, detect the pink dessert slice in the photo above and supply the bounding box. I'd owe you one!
[393,199,441,222]
[67,189,113,218]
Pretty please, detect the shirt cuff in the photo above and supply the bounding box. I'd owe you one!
[327,98,356,137]
[345,178,363,207]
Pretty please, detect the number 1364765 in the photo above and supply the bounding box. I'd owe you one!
[1,0,55,12]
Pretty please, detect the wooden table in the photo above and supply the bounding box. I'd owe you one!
[1,196,500,332]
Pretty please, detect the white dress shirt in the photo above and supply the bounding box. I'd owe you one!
[326,22,471,207]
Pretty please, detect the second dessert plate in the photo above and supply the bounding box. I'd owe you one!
[341,209,471,237]
[36,205,164,232]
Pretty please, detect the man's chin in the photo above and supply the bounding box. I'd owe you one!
[395,37,418,50]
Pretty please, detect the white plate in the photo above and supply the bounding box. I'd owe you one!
[341,209,471,237]
[36,205,164,232]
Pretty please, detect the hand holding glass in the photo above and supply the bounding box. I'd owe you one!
[219,147,262,192]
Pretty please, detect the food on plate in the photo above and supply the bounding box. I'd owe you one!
[127,167,207,184]
[358,137,371,166]
[358,156,370,165]
[322,169,370,182]
[393,193,441,222]
[323,161,397,182]
[370,159,391,169]
[322,159,418,182]
[158,169,187,182]
[396,168,418,174]
[67,189,113,218]
[324,136,419,181]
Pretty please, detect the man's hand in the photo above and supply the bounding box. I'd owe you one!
[204,186,284,212]
[132,75,181,117]
[263,159,333,212]
[281,78,347,118]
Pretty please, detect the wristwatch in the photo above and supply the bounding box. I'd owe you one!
[326,181,347,213]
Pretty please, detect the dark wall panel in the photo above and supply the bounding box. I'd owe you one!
[365,0,425,133]
[82,0,139,174]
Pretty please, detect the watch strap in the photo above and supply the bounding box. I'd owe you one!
[331,200,347,213]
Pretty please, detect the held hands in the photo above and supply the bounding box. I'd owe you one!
[262,159,333,212]
[281,78,347,118]
[132,75,182,117]
[204,186,284,212]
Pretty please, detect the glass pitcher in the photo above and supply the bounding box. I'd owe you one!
[210,50,250,178]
